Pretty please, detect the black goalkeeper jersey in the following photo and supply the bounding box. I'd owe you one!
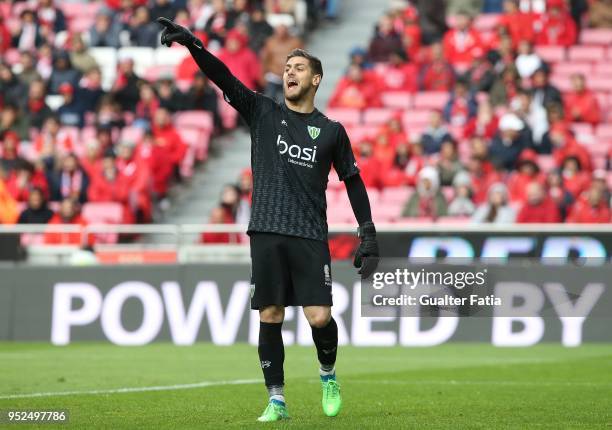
[222,76,359,241]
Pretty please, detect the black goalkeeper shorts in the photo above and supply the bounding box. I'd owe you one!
[249,232,333,310]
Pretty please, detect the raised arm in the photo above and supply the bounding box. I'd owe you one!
[157,17,257,122]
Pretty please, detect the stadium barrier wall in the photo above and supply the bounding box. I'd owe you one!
[0,262,610,346]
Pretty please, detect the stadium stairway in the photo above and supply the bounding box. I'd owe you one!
[149,0,388,244]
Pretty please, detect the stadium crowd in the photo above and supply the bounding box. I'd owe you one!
[0,0,328,244]
[321,0,612,227]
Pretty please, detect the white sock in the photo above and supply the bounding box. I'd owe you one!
[270,394,285,404]
[319,366,335,377]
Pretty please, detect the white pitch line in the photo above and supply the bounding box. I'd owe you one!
[0,379,263,400]
[350,379,612,388]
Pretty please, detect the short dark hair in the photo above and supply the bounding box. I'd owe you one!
[286,49,323,80]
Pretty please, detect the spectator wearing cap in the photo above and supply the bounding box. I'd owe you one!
[566,183,611,223]
[401,166,448,219]
[0,64,28,107]
[0,179,18,224]
[69,34,99,74]
[472,182,516,223]
[48,52,82,95]
[589,0,612,28]
[368,14,403,63]
[499,0,535,47]
[218,30,262,91]
[261,24,303,103]
[6,160,49,202]
[48,153,90,204]
[418,42,455,91]
[490,113,532,170]
[560,156,591,199]
[421,110,452,155]
[0,131,25,175]
[564,73,601,126]
[23,79,52,130]
[113,57,145,111]
[379,49,418,92]
[89,9,122,48]
[443,79,477,127]
[128,6,160,48]
[508,149,546,202]
[515,40,542,79]
[43,198,89,245]
[533,0,577,46]
[447,170,476,216]
[12,10,44,51]
[57,83,86,128]
[442,11,482,66]
[490,64,521,107]
[516,182,561,223]
[247,6,274,53]
[328,64,382,109]
[17,187,54,224]
[400,6,421,61]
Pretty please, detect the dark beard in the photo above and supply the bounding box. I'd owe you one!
[284,85,309,102]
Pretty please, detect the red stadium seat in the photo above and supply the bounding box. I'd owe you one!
[474,14,500,31]
[173,111,214,132]
[568,46,606,62]
[82,202,124,244]
[402,109,432,126]
[594,63,612,78]
[372,202,401,223]
[69,16,95,33]
[537,155,556,173]
[596,124,612,141]
[325,108,361,125]
[363,108,396,125]
[143,65,174,82]
[119,127,144,144]
[345,125,378,143]
[413,92,448,109]
[381,91,413,109]
[380,186,412,203]
[552,62,591,76]
[550,75,572,92]
[534,46,566,63]
[580,29,612,45]
[571,123,594,137]
[395,217,434,224]
[3,49,20,66]
[587,77,612,92]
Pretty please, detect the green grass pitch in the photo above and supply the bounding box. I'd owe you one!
[1,343,611,429]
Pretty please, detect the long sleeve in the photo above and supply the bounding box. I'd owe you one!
[344,174,372,225]
[187,44,258,123]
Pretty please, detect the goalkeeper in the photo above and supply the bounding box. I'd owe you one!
[158,17,379,422]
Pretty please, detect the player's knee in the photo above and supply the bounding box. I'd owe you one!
[307,311,331,328]
[259,306,284,323]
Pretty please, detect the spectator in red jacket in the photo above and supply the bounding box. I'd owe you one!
[564,73,601,125]
[442,12,483,66]
[152,107,188,182]
[550,126,592,172]
[533,0,577,46]
[217,29,262,91]
[463,99,498,139]
[560,156,591,199]
[0,16,11,54]
[44,198,88,245]
[400,6,421,61]
[116,140,152,222]
[508,149,546,202]
[200,206,241,244]
[88,155,134,224]
[328,64,382,109]
[6,160,49,202]
[566,183,610,223]
[499,0,535,47]
[516,182,561,223]
[419,42,455,91]
[354,139,381,188]
[381,143,411,187]
[378,49,418,92]
[467,155,502,204]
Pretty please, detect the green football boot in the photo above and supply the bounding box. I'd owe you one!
[257,399,290,422]
[321,376,342,417]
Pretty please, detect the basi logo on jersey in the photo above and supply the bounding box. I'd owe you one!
[277,134,317,168]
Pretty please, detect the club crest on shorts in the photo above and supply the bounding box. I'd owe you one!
[308,125,321,140]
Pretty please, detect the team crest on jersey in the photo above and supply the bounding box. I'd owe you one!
[308,125,321,140]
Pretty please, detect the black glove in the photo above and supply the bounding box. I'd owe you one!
[157,17,202,49]
[353,221,379,279]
